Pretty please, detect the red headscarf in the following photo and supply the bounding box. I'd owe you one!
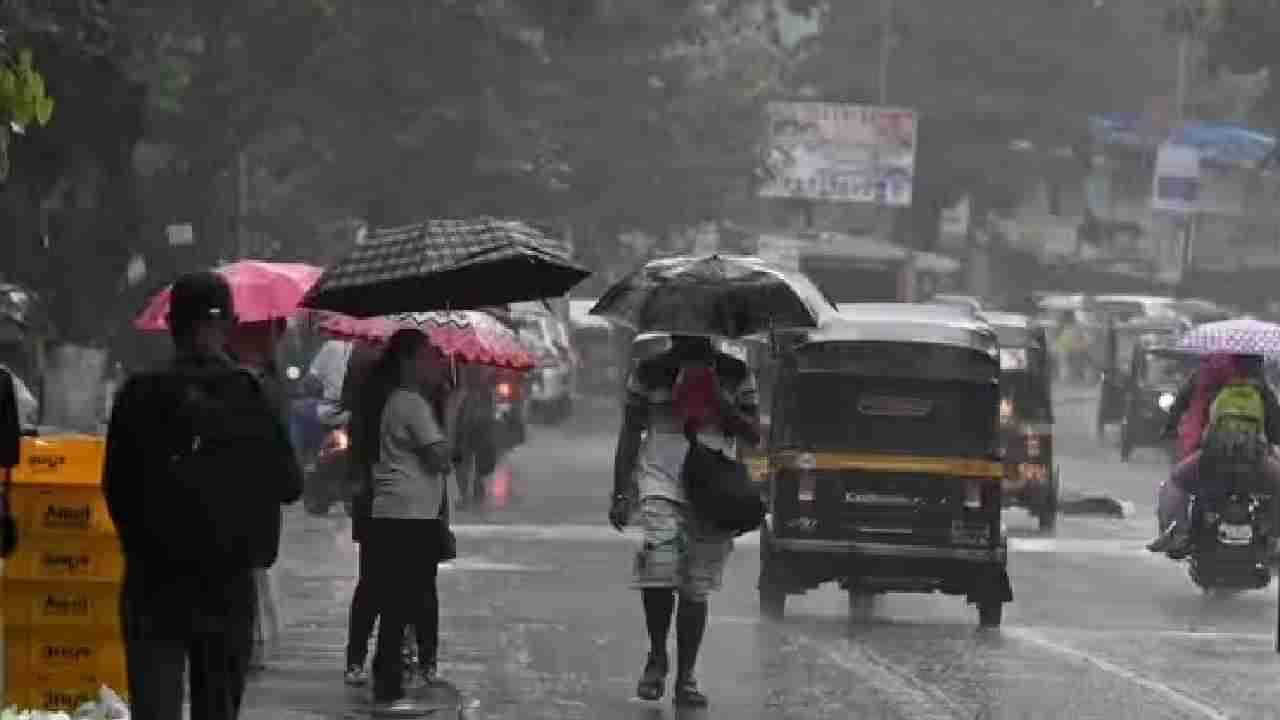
[1177,353,1241,458]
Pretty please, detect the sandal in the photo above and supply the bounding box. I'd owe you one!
[636,653,668,701]
[673,675,708,708]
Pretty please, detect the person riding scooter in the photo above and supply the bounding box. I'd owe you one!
[1149,353,1280,556]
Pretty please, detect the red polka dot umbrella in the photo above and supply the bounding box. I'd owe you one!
[313,310,535,370]
[1175,317,1280,356]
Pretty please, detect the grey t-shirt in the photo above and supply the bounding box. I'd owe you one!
[371,388,448,519]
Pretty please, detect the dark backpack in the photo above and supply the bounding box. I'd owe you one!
[129,366,300,572]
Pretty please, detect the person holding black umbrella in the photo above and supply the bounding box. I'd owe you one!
[609,334,761,709]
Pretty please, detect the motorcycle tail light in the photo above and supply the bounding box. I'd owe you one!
[319,428,349,458]
[796,471,816,503]
[497,382,514,400]
[964,480,982,509]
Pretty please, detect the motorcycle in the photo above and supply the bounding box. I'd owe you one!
[1185,486,1275,594]
[291,377,353,517]
[304,422,353,516]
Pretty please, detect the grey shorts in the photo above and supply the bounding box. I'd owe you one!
[631,497,733,601]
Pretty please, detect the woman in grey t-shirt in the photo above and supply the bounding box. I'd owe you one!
[360,329,463,711]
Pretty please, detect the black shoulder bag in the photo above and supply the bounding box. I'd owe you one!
[681,425,764,536]
[1,368,23,558]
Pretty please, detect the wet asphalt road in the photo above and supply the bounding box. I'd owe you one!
[243,386,1280,719]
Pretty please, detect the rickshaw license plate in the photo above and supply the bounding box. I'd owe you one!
[1018,464,1047,483]
[1219,524,1253,543]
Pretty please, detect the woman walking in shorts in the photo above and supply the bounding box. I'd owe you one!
[609,334,761,708]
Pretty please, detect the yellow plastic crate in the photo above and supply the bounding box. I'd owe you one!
[0,579,121,631]
[4,683,109,713]
[10,484,116,538]
[1,535,123,583]
[11,434,106,487]
[3,627,127,705]
[3,629,128,711]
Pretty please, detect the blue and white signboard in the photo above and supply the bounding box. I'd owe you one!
[760,102,917,207]
[1152,143,1200,215]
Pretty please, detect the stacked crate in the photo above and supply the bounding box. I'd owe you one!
[1,433,127,711]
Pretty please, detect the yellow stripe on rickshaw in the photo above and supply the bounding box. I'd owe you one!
[770,451,1002,479]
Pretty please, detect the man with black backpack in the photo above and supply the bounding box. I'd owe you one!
[104,271,303,720]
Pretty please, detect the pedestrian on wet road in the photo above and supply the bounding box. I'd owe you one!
[361,329,463,713]
[104,271,302,720]
[343,339,381,687]
[610,334,761,709]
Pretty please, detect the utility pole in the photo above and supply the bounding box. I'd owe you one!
[1175,33,1189,128]
[236,151,250,259]
[877,0,892,106]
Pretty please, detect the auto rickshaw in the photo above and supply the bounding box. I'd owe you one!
[1096,316,1189,440]
[758,304,1011,626]
[1119,342,1197,462]
[984,312,1058,531]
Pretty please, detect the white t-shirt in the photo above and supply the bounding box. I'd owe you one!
[625,360,758,504]
[371,388,449,519]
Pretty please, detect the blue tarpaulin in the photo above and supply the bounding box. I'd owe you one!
[1089,113,1276,170]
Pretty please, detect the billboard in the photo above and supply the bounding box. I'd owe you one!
[760,101,917,207]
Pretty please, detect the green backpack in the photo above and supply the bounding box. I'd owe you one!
[1208,381,1265,434]
[1202,381,1267,481]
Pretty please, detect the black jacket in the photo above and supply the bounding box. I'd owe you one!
[103,349,301,573]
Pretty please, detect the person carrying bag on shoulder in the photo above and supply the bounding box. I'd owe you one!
[609,334,761,709]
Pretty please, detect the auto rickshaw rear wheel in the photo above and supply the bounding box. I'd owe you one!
[758,534,787,619]
[847,590,877,622]
[1036,469,1059,533]
[759,585,786,619]
[978,601,1003,627]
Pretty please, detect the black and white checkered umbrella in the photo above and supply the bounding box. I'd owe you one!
[301,218,590,317]
[589,254,836,338]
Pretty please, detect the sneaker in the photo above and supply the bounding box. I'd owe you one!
[1147,524,1183,553]
[344,665,369,687]
[1165,533,1193,560]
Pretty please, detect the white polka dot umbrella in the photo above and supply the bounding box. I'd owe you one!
[1175,317,1280,356]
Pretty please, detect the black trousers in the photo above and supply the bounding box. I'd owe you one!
[121,564,256,720]
[346,537,439,668]
[364,518,442,701]
[345,541,377,668]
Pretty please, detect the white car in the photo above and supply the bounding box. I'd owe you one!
[512,309,575,423]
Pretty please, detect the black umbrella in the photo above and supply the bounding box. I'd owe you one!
[301,218,591,317]
[589,254,836,338]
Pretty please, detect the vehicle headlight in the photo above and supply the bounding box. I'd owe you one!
[1158,392,1175,411]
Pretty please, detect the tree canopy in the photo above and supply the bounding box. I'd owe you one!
[786,0,1178,248]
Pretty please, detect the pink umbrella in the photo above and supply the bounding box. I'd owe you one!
[134,261,324,331]
[315,310,536,370]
